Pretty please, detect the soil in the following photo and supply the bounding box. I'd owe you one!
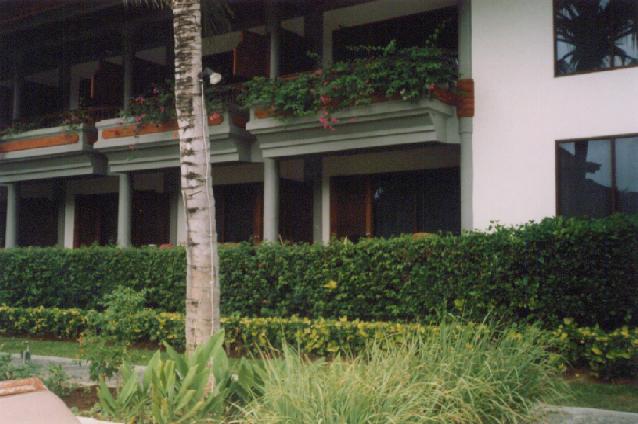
[61,386,104,411]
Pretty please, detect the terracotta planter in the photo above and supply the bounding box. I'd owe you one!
[101,120,179,139]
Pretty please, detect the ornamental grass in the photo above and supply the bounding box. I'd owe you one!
[241,321,565,424]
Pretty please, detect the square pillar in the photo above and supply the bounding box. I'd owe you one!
[263,158,280,242]
[4,183,19,248]
[11,55,23,121]
[266,0,281,79]
[321,175,330,244]
[459,0,473,230]
[63,188,75,248]
[117,173,132,247]
[122,23,136,111]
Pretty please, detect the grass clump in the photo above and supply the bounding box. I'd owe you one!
[242,321,565,423]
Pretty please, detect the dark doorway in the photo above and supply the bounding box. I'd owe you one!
[280,179,313,243]
[74,193,118,247]
[132,191,171,246]
[19,197,58,247]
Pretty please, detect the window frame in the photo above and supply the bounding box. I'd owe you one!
[555,133,638,216]
[553,0,638,77]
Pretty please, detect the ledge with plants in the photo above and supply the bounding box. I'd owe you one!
[93,83,255,171]
[0,109,110,181]
[240,41,467,156]
[0,109,99,156]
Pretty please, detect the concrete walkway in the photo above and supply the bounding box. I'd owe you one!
[9,354,144,387]
[541,406,638,424]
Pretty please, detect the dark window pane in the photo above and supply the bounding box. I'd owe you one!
[216,183,260,243]
[611,0,638,67]
[373,173,417,238]
[417,168,461,234]
[615,137,638,213]
[132,191,170,247]
[555,0,613,74]
[558,140,613,217]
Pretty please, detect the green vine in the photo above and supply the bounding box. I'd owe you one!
[238,38,458,129]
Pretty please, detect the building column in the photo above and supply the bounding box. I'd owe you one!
[266,0,281,79]
[4,183,19,248]
[263,158,280,242]
[63,187,75,248]
[122,23,136,111]
[11,54,23,121]
[304,11,324,64]
[117,173,132,247]
[458,0,474,230]
[321,175,331,244]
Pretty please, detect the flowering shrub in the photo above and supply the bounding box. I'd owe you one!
[123,83,176,126]
[238,39,458,129]
[0,109,91,139]
[122,82,237,126]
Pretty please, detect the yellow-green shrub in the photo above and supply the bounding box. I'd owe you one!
[1,306,637,378]
[554,319,638,379]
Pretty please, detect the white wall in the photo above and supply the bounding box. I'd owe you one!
[470,0,638,228]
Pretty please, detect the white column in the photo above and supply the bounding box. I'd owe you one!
[266,0,281,79]
[321,175,330,244]
[4,183,19,248]
[263,158,280,242]
[117,173,132,247]
[312,180,322,243]
[122,23,135,111]
[63,189,75,248]
[459,0,473,230]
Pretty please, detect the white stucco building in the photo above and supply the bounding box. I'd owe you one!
[0,0,636,248]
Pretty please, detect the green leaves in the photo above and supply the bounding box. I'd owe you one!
[238,40,458,125]
[98,330,260,423]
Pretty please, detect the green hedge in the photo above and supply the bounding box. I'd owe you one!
[0,214,637,328]
[1,306,636,378]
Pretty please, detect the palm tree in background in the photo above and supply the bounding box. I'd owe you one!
[127,0,230,352]
[555,0,638,74]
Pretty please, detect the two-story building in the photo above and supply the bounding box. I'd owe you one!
[0,0,636,248]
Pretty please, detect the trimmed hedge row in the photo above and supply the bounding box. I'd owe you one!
[1,306,636,378]
[1,214,637,328]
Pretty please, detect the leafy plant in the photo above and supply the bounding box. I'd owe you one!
[0,352,38,380]
[243,321,565,423]
[44,364,73,397]
[80,287,148,381]
[98,331,261,423]
[239,36,457,128]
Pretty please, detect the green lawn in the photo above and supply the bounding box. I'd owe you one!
[563,375,638,413]
[0,336,156,365]
[2,336,638,414]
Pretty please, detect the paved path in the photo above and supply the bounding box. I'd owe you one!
[10,355,638,423]
[9,354,144,387]
[541,406,638,423]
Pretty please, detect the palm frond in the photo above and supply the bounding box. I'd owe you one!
[123,0,232,34]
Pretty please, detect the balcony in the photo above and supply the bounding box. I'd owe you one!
[0,109,115,183]
[94,105,255,173]
[248,97,460,158]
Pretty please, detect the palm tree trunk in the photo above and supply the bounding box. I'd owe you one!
[172,0,221,352]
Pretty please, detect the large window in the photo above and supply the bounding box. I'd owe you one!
[331,169,460,240]
[554,0,638,76]
[557,135,638,216]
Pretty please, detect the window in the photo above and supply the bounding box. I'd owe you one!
[555,0,638,76]
[557,135,638,216]
[331,169,461,240]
